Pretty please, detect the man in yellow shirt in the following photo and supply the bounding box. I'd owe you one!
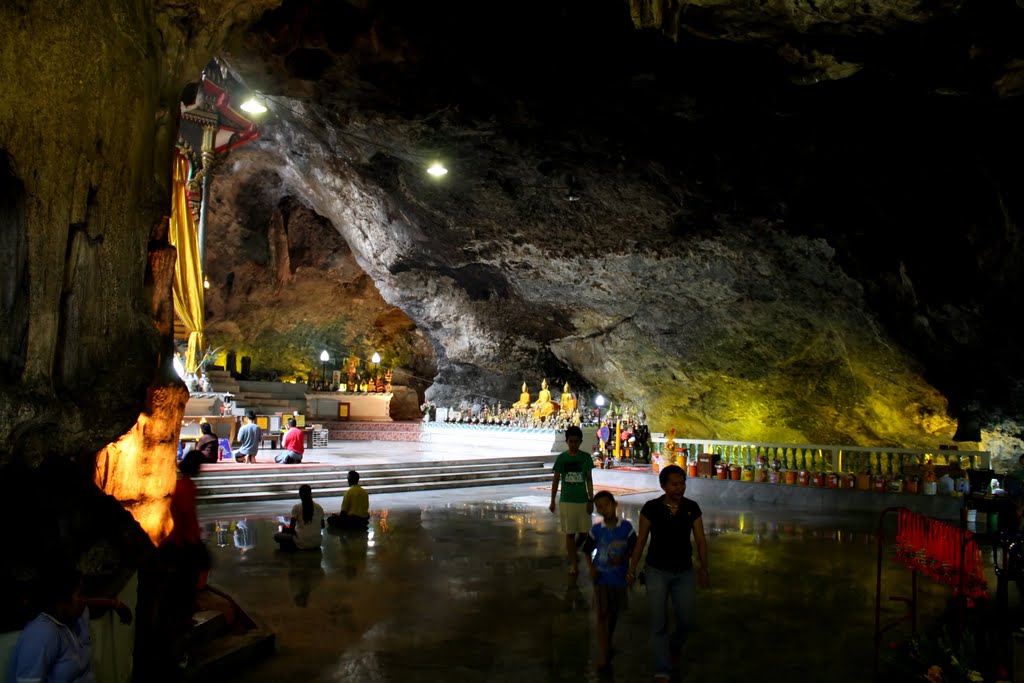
[328,470,370,530]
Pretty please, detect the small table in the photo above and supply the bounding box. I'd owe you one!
[261,428,315,450]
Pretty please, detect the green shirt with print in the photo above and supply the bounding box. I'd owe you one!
[553,450,594,504]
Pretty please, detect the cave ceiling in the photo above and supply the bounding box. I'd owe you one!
[201,0,1024,448]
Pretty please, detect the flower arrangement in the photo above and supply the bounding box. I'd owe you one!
[882,623,1008,683]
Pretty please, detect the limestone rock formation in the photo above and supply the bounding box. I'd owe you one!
[210,0,1024,450]
[201,152,437,397]
[0,0,279,578]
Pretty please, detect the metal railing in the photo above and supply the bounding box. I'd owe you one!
[649,437,990,472]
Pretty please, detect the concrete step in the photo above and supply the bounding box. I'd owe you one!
[195,455,550,478]
[196,465,548,495]
[181,629,275,683]
[196,460,549,485]
[196,471,553,504]
[191,609,228,642]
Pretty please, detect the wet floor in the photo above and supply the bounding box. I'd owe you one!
[199,486,990,682]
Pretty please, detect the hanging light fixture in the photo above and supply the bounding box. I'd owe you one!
[426,162,448,177]
[240,96,267,114]
[203,276,210,289]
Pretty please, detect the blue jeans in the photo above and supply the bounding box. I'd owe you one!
[645,566,697,678]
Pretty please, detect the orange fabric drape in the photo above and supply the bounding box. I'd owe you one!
[169,153,205,373]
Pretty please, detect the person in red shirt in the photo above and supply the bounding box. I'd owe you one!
[276,418,305,464]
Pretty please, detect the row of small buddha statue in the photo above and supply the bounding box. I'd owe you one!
[512,379,578,421]
[342,368,392,393]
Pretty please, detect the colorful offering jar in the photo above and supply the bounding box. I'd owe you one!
[811,472,825,487]
[826,473,839,489]
[687,463,698,478]
[754,468,767,483]
[843,473,857,489]
[741,466,754,482]
[872,476,887,493]
[784,470,797,485]
[797,470,810,486]
[857,472,872,491]
[730,465,742,481]
[887,476,904,494]
[906,477,919,494]
[768,470,780,484]
[716,464,728,480]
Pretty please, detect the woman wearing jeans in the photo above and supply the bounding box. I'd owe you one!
[627,464,709,682]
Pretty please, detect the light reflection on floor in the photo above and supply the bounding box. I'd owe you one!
[199,488,985,682]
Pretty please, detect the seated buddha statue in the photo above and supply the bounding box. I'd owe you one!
[512,382,531,411]
[531,379,558,420]
[560,381,577,416]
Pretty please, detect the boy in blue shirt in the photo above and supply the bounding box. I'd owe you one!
[584,490,637,671]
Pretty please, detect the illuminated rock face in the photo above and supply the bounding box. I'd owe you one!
[94,382,189,545]
[200,161,437,397]
[222,1,1024,450]
[0,0,278,574]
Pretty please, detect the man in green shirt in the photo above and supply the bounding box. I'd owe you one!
[550,425,595,575]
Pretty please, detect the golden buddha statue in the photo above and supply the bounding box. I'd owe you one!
[512,382,531,411]
[560,381,577,416]
[531,378,558,420]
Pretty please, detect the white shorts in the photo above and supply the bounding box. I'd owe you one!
[558,502,592,535]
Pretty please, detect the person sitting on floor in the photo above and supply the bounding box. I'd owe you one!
[328,471,370,530]
[196,422,219,464]
[276,418,304,464]
[10,566,133,683]
[275,484,325,551]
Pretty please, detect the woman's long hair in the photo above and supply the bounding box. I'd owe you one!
[299,484,313,523]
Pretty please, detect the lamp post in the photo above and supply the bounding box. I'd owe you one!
[370,352,381,391]
[320,350,329,389]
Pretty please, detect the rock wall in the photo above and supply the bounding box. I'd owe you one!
[0,0,279,579]
[218,0,1023,447]
[201,150,437,396]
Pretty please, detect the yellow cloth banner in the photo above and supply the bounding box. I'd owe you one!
[169,154,205,373]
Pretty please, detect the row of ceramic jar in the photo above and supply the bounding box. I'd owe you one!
[674,463,949,494]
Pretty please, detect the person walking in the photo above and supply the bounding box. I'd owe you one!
[549,425,594,576]
[235,410,262,464]
[583,490,637,671]
[627,464,708,683]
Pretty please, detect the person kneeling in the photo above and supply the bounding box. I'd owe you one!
[275,485,325,551]
[275,418,304,464]
[327,470,370,530]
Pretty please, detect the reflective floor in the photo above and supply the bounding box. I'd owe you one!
[199,485,982,682]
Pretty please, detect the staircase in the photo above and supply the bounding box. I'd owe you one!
[321,420,421,442]
[195,455,553,505]
[202,371,307,417]
[173,585,274,682]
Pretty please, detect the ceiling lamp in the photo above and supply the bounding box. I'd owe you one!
[240,96,267,114]
[427,162,448,177]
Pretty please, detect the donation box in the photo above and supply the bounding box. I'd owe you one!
[697,453,715,478]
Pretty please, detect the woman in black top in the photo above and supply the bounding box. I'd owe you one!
[627,465,708,682]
